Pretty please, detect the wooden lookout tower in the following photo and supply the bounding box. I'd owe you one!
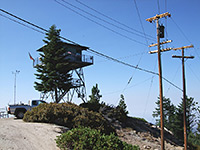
[34,42,93,103]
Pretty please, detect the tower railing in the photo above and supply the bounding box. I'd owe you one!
[33,54,93,67]
[82,55,93,64]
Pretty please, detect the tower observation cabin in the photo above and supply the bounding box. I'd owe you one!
[35,42,93,103]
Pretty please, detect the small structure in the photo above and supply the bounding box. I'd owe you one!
[0,107,9,118]
[35,42,93,103]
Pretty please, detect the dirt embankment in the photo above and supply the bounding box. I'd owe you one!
[0,118,184,150]
[112,117,184,150]
[0,118,66,150]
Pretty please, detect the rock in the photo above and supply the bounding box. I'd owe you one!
[142,138,146,141]
[143,145,151,149]
[115,117,184,150]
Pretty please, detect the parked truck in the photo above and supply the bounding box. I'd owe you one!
[7,100,46,119]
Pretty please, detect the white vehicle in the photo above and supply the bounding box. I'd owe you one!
[7,100,46,119]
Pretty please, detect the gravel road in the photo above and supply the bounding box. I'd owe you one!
[0,118,65,150]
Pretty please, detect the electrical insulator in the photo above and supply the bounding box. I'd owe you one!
[160,25,165,38]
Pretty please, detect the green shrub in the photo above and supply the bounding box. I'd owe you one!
[23,102,115,134]
[72,109,115,135]
[80,102,128,123]
[110,106,128,122]
[80,102,103,112]
[56,127,140,150]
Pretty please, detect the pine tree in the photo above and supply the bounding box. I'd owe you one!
[88,84,102,104]
[34,25,72,103]
[173,103,184,140]
[153,96,200,142]
[174,97,200,140]
[152,97,176,132]
[117,94,128,116]
[188,122,200,147]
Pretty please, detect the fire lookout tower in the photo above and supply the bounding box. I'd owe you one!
[34,42,93,103]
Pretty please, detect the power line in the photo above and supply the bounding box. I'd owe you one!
[0,8,182,91]
[165,0,167,13]
[186,63,200,83]
[75,0,155,40]
[88,48,182,91]
[103,77,152,96]
[192,48,200,60]
[165,64,181,95]
[164,19,169,45]
[121,53,145,93]
[143,75,155,116]
[88,48,156,74]
[54,0,149,45]
[157,0,161,14]
[170,17,192,44]
[0,8,77,45]
[115,51,148,60]
[62,0,154,41]
[132,0,149,68]
[0,13,45,35]
[0,9,48,33]
[143,58,157,116]
[163,0,169,46]
[133,0,149,46]
[93,51,148,63]
[121,0,149,93]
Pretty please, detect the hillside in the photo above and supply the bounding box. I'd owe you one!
[114,117,184,150]
[0,118,184,150]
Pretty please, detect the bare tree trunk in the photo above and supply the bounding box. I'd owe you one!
[55,88,58,103]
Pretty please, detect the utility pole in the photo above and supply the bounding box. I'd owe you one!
[12,70,20,104]
[172,44,194,150]
[146,12,171,150]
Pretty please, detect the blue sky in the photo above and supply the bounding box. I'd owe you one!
[0,0,200,123]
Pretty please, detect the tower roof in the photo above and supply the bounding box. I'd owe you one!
[37,42,89,52]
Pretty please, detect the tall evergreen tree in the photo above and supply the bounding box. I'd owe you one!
[173,97,200,140]
[188,120,200,146]
[153,96,200,142]
[88,84,102,104]
[117,94,128,116]
[34,25,72,103]
[152,97,176,132]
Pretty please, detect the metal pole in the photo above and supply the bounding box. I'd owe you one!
[14,73,16,104]
[156,19,165,150]
[182,48,187,150]
[13,70,20,104]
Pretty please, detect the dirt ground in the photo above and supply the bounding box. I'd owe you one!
[117,129,184,150]
[0,118,66,150]
[0,118,184,150]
